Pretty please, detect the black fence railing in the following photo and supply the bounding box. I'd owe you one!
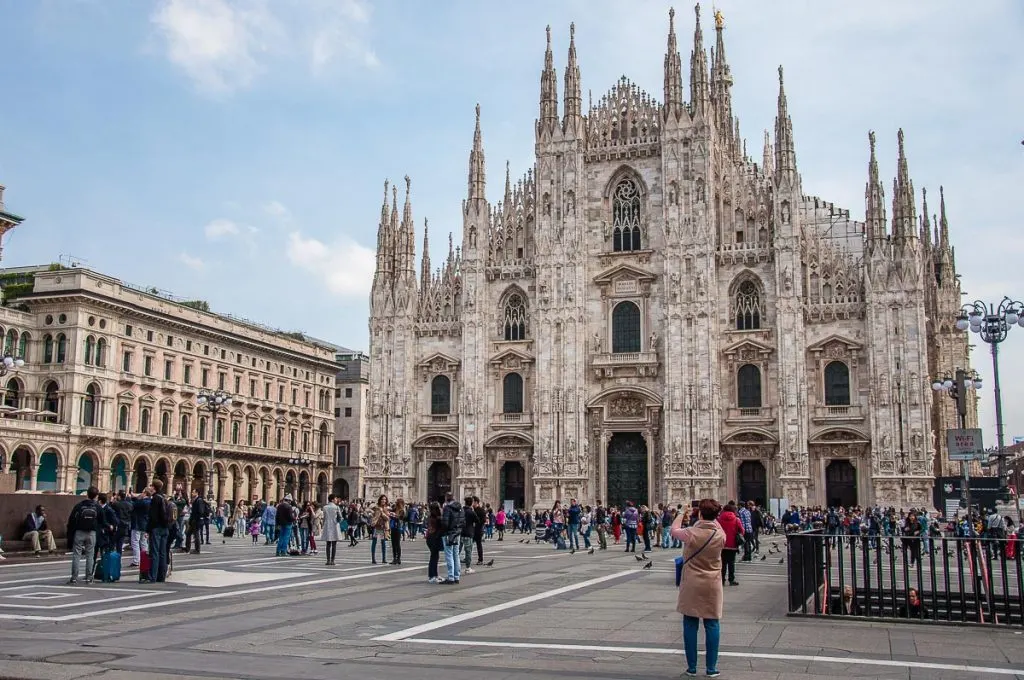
[786,530,1024,626]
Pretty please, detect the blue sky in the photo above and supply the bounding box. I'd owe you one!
[1,0,1023,443]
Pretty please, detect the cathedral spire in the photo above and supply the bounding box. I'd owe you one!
[401,175,415,276]
[762,129,774,176]
[891,129,916,244]
[920,188,932,249]
[374,179,392,283]
[563,23,582,136]
[689,3,709,113]
[504,161,513,207]
[663,7,684,120]
[939,185,951,251]
[774,66,797,185]
[420,218,431,296]
[467,104,486,202]
[389,183,399,279]
[710,8,734,141]
[865,131,887,244]
[538,25,559,138]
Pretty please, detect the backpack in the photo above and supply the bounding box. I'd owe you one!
[77,501,99,532]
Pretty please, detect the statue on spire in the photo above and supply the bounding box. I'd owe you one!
[714,8,725,28]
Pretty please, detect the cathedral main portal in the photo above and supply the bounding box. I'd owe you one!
[606,432,648,509]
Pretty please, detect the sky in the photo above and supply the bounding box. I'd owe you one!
[0,0,1022,444]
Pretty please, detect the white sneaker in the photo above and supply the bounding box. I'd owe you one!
[0,555,5,561]
[428,577,438,584]
[465,568,476,574]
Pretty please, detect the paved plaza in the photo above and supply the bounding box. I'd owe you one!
[0,536,1021,679]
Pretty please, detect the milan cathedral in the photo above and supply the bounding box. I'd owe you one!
[366,7,974,510]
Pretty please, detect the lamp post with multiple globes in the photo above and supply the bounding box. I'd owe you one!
[955,297,1024,493]
[197,389,232,502]
[0,354,24,379]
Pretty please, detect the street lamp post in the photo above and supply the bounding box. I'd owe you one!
[289,457,313,502]
[932,368,983,514]
[956,297,1024,493]
[197,389,232,502]
[0,354,25,379]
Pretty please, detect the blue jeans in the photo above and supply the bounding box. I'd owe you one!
[443,536,461,581]
[299,527,310,553]
[682,616,719,674]
[567,523,580,550]
[149,528,169,582]
[662,526,671,548]
[552,523,567,550]
[370,531,388,563]
[276,524,292,555]
[624,526,637,551]
[582,526,592,548]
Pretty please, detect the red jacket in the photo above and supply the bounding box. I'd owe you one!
[718,510,744,550]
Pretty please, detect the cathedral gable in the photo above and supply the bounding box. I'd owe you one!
[593,263,656,297]
[417,353,460,382]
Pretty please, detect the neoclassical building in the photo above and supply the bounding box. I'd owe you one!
[366,9,973,510]
[0,193,338,501]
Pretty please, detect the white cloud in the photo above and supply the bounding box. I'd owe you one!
[151,0,377,94]
[263,200,291,220]
[177,252,205,270]
[204,218,241,240]
[286,231,374,297]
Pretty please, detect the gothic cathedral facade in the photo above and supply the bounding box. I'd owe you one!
[366,9,973,511]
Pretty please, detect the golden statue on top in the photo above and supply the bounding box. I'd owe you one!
[714,8,725,28]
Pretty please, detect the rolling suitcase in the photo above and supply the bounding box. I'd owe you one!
[222,526,235,538]
[138,549,152,582]
[101,550,121,582]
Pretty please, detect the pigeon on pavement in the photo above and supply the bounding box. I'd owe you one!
[641,561,653,570]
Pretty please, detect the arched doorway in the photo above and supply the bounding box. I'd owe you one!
[333,478,350,501]
[192,462,207,498]
[75,453,97,494]
[317,473,329,505]
[110,455,129,492]
[607,432,647,509]
[37,450,59,492]
[825,460,857,508]
[737,461,767,507]
[154,459,170,487]
[285,470,297,498]
[173,461,189,495]
[298,471,310,501]
[12,448,32,491]
[132,458,149,493]
[427,461,452,505]
[500,461,526,509]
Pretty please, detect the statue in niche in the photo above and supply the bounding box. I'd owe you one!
[695,179,706,204]
[543,195,552,216]
[668,184,677,206]
[592,332,602,353]
[670,272,681,301]
[699,433,710,460]
[565,280,575,302]
[649,331,659,351]
[696,270,706,297]
[911,430,922,453]
[673,437,682,461]
[783,266,793,292]
[781,201,791,225]
[565,193,576,216]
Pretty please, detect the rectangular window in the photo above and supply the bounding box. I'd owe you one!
[122,351,133,373]
[164,360,173,381]
[186,340,192,351]
[125,325,133,337]
[201,368,209,387]
[291,388,297,405]
[344,407,352,417]
[236,354,242,364]
[251,357,256,367]
[184,364,192,384]
[203,344,209,356]
[147,330,154,342]
[250,379,256,396]
[304,392,310,407]
[143,355,153,376]
[234,375,241,393]
[264,383,271,399]
[335,388,341,397]
[345,388,352,398]
[221,349,226,359]
[166,335,174,347]
[278,385,284,402]
[218,373,226,390]
[334,407,341,417]
[335,442,350,467]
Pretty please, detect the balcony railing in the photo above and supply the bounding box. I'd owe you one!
[492,412,533,427]
[592,351,658,366]
[725,406,775,424]
[812,404,865,423]
[420,414,458,428]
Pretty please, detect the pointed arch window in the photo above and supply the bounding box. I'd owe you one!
[611,301,642,353]
[431,375,451,415]
[612,177,642,252]
[737,364,762,409]
[824,361,851,406]
[734,280,763,330]
[503,293,527,341]
[502,372,524,414]
[83,383,99,427]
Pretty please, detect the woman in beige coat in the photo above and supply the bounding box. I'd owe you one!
[670,498,725,678]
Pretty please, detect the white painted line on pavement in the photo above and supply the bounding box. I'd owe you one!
[0,565,419,622]
[401,638,1024,676]
[373,569,636,642]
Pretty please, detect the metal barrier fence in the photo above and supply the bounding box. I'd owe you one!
[786,530,1024,626]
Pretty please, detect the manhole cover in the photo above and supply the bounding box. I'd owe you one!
[46,651,120,664]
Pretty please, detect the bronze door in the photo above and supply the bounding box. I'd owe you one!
[500,461,526,509]
[825,460,857,508]
[737,461,767,507]
[606,432,648,509]
[427,461,452,505]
